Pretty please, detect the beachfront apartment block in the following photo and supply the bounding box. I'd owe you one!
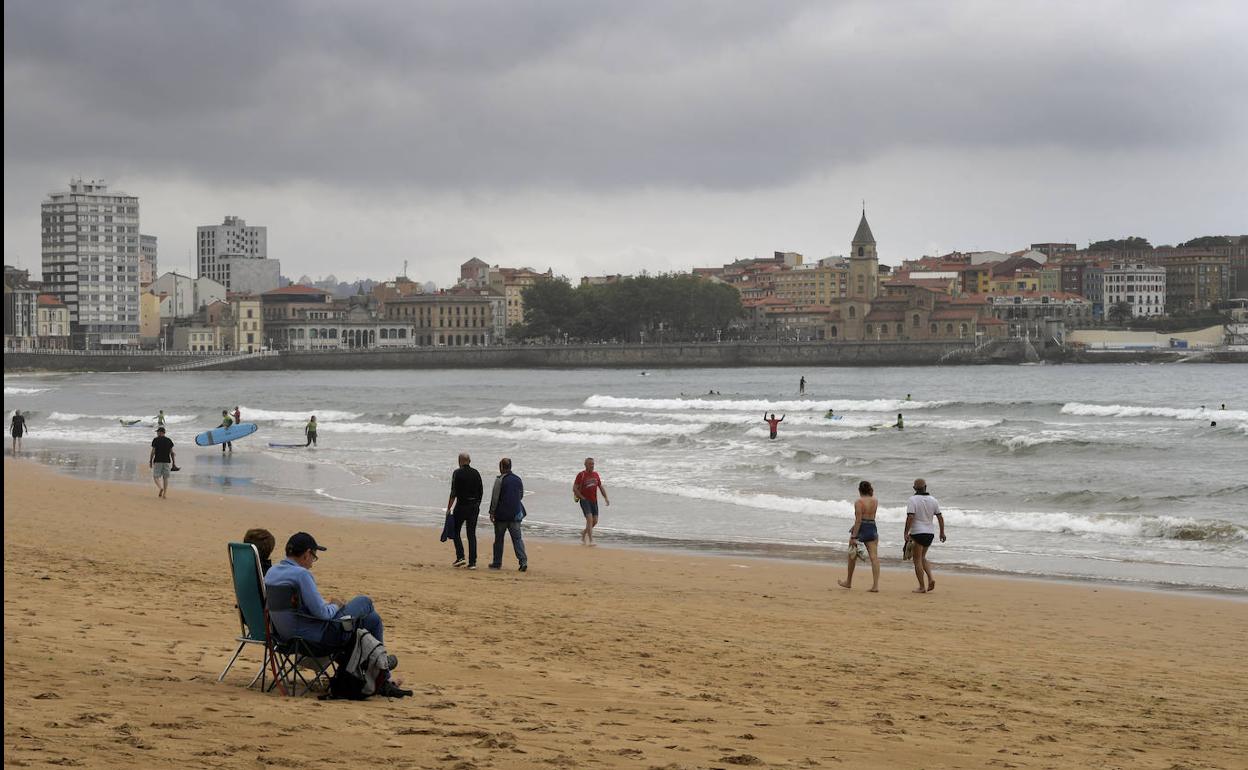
[40,179,141,348]
[383,290,502,347]
[1100,263,1166,318]
[196,216,280,294]
[1163,254,1231,313]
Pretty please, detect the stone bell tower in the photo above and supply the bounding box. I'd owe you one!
[848,209,879,301]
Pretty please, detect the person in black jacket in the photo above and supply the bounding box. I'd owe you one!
[446,452,484,569]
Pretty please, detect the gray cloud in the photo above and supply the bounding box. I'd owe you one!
[4,0,1247,279]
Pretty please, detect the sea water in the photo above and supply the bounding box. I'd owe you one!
[5,364,1246,591]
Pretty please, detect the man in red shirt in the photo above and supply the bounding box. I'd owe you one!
[573,457,610,546]
[764,412,785,440]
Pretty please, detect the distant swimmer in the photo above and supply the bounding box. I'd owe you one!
[764,412,785,440]
[906,393,912,401]
[305,416,318,447]
[799,376,806,395]
[1211,421,1217,427]
[825,409,836,419]
[233,406,242,424]
[639,371,649,376]
[894,413,904,430]
[156,410,166,429]
[1221,404,1227,410]
[10,410,28,452]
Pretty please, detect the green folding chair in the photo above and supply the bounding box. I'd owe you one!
[218,542,272,689]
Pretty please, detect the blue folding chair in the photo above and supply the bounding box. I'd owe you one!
[265,584,354,696]
[218,542,271,689]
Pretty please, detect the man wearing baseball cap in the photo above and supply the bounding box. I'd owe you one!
[264,531,399,690]
[148,426,176,498]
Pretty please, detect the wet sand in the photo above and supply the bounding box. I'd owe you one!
[4,459,1246,769]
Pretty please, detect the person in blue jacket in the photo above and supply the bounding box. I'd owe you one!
[488,457,527,572]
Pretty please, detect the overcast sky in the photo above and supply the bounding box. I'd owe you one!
[5,0,1247,284]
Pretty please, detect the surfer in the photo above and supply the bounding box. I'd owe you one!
[799,376,806,395]
[156,410,166,429]
[10,410,28,452]
[304,416,318,447]
[764,412,785,440]
[218,410,234,453]
[894,413,904,430]
[233,406,242,425]
[906,393,912,401]
[825,409,836,419]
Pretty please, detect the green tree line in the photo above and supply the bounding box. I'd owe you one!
[513,274,745,343]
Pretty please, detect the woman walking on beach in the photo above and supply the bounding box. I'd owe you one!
[838,480,880,592]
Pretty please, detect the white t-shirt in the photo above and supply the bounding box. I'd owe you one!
[907,493,942,535]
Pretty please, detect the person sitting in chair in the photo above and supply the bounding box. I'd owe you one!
[264,532,405,693]
[243,528,276,575]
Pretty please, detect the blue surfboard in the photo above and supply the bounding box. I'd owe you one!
[196,422,259,446]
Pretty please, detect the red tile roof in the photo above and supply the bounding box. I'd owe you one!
[37,294,66,307]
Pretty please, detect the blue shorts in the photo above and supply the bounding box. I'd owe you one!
[580,499,599,518]
[854,520,878,543]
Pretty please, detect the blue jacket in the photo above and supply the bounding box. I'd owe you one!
[264,558,340,641]
[489,472,525,522]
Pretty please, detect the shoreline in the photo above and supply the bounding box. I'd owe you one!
[11,449,1245,598]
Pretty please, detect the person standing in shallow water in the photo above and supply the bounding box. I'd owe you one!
[764,412,785,439]
[10,410,28,453]
[838,480,880,592]
[904,478,946,594]
[305,416,318,447]
[799,376,806,395]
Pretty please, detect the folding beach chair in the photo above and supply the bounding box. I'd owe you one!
[218,542,272,689]
[264,584,354,697]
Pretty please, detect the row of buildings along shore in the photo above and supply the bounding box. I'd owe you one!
[4,178,1247,352]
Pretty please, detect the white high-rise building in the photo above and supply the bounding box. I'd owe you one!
[197,216,277,294]
[41,179,141,348]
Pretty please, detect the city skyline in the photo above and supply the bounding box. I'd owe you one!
[5,1,1248,283]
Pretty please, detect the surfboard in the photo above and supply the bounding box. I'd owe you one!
[195,422,259,447]
[267,442,305,448]
[823,415,843,420]
[120,419,142,427]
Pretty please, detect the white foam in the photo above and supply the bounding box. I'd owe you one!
[993,431,1093,450]
[239,407,362,422]
[4,386,49,394]
[773,465,815,481]
[500,404,596,417]
[47,411,196,424]
[402,413,507,427]
[744,426,866,440]
[509,416,707,437]
[1061,402,1248,422]
[584,395,950,413]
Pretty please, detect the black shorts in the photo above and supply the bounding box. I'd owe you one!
[910,533,934,547]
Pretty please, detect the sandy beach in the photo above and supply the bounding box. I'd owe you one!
[3,458,1246,769]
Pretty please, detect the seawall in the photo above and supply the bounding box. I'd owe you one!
[4,340,982,372]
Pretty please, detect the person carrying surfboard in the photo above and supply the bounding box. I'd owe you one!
[304,416,318,447]
[218,409,234,453]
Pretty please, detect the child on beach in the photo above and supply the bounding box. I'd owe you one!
[838,481,880,592]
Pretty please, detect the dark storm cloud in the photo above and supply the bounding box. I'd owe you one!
[6,0,1246,193]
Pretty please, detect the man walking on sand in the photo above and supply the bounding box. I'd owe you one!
[903,478,946,593]
[488,457,527,572]
[149,426,176,498]
[573,457,610,546]
[446,452,483,569]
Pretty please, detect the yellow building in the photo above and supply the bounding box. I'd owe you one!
[230,296,264,352]
[139,290,162,342]
[488,267,552,327]
[771,263,849,305]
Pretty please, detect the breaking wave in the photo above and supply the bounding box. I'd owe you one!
[584,395,950,413]
[4,386,50,395]
[239,407,362,422]
[1061,402,1248,422]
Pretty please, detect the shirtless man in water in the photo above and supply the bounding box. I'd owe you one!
[764,412,785,439]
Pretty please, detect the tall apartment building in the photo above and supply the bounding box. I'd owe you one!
[139,234,158,285]
[41,179,141,348]
[197,216,279,294]
[1101,263,1166,318]
[771,261,849,304]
